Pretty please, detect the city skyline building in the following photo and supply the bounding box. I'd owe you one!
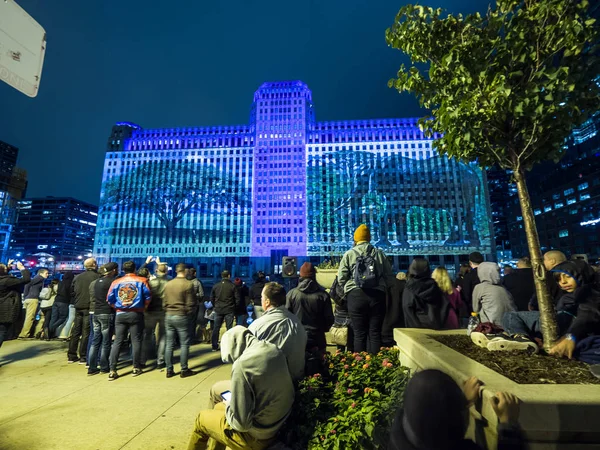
[94,81,494,275]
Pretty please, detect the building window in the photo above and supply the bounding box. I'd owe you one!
[567,197,576,205]
[559,229,569,238]
[543,205,552,212]
[564,188,574,196]
[534,209,541,216]
[554,202,564,209]
[580,193,591,201]
[578,182,589,191]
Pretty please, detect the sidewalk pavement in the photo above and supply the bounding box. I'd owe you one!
[0,339,232,450]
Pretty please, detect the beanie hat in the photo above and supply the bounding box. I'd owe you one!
[299,262,316,278]
[234,277,243,286]
[354,224,371,243]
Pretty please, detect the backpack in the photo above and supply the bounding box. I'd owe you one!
[329,276,346,307]
[352,245,379,289]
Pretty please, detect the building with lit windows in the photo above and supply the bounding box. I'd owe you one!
[10,197,98,262]
[94,81,493,275]
[508,113,600,259]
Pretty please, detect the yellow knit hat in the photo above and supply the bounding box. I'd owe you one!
[354,224,371,243]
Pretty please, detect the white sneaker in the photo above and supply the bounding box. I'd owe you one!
[470,332,494,349]
[487,334,538,353]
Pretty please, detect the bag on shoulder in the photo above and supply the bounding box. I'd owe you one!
[352,245,379,289]
[329,276,346,307]
[329,324,348,346]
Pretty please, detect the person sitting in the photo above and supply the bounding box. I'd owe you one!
[402,258,448,330]
[187,326,294,450]
[388,369,524,450]
[528,250,567,311]
[432,267,463,329]
[472,262,516,327]
[285,262,334,353]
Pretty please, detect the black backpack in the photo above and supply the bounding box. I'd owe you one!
[352,245,379,289]
[330,276,346,307]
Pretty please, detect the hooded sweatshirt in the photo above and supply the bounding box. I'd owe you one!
[402,260,448,330]
[55,272,74,304]
[472,262,516,326]
[286,278,334,350]
[221,326,295,440]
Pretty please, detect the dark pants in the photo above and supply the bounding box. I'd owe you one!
[0,322,9,349]
[41,307,52,338]
[236,314,248,327]
[88,314,113,373]
[142,311,165,365]
[86,313,99,367]
[109,312,144,372]
[347,288,386,354]
[502,310,574,339]
[188,306,198,343]
[49,302,69,338]
[68,310,90,361]
[212,313,234,350]
[166,314,190,371]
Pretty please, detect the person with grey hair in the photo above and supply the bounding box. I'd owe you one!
[68,258,99,364]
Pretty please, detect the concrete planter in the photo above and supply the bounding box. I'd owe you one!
[315,268,338,290]
[394,329,600,450]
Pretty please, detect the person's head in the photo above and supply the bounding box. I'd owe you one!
[122,261,136,274]
[432,267,453,295]
[187,267,197,278]
[517,257,532,269]
[0,263,8,276]
[220,326,256,364]
[299,262,316,280]
[261,282,286,311]
[468,252,484,269]
[408,258,431,279]
[61,272,75,283]
[477,262,502,286]
[156,263,168,276]
[551,260,595,293]
[234,277,243,287]
[221,270,230,279]
[543,250,567,271]
[396,272,407,281]
[38,268,49,279]
[353,224,371,244]
[137,267,150,279]
[503,265,514,276]
[101,262,119,277]
[83,258,97,271]
[256,271,266,282]
[389,369,468,450]
[51,278,59,286]
[458,263,471,278]
[176,263,187,276]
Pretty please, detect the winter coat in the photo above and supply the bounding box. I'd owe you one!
[444,288,462,329]
[72,269,100,310]
[210,278,240,315]
[55,272,74,304]
[403,277,448,330]
[286,278,334,350]
[23,274,45,300]
[235,284,251,316]
[148,274,171,312]
[249,280,266,304]
[503,268,535,311]
[382,278,406,344]
[107,273,151,312]
[472,263,517,326]
[0,269,31,323]
[460,268,480,313]
[337,242,394,295]
[94,274,118,315]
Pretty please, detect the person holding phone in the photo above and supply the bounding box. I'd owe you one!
[187,326,294,450]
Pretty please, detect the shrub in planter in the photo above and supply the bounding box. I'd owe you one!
[280,348,410,450]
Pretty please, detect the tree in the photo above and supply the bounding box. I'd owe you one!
[386,0,600,348]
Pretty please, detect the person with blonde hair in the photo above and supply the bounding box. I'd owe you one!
[432,267,462,329]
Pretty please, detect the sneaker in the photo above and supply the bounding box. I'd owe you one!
[487,334,539,353]
[470,332,503,349]
[211,347,220,352]
[108,371,119,381]
[166,369,175,379]
[180,369,195,378]
[87,370,100,376]
[156,362,166,371]
[78,359,86,365]
[132,368,143,377]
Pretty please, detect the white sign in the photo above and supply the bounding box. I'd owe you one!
[0,0,46,97]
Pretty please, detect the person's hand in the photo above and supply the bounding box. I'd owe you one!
[549,338,576,359]
[145,255,153,265]
[155,256,162,265]
[463,376,483,406]
[7,259,14,266]
[491,392,520,424]
[528,303,534,311]
[16,262,25,271]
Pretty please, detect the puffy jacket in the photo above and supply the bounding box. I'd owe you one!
[72,269,101,310]
[286,278,334,350]
[472,263,516,326]
[0,269,31,323]
[210,278,240,315]
[23,274,45,300]
[148,274,171,312]
[337,242,394,295]
[107,273,151,312]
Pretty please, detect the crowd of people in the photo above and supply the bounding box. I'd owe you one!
[2,222,600,449]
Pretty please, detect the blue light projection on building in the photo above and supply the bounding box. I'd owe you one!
[94,81,493,273]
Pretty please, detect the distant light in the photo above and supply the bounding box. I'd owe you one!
[29,261,35,266]
[581,218,600,227]
[86,253,92,257]
[16,253,21,257]
[77,256,82,260]
[48,258,54,262]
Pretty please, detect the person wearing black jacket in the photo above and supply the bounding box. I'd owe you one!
[402,258,448,330]
[18,268,49,339]
[286,263,334,352]
[0,261,31,350]
[502,257,535,311]
[209,270,240,351]
[249,271,267,318]
[234,277,251,326]
[49,272,74,338]
[87,262,118,375]
[460,252,484,313]
[382,272,407,347]
[68,258,100,364]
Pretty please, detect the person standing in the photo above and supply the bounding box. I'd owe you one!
[461,252,484,311]
[337,224,394,354]
[107,261,151,381]
[186,267,204,344]
[432,267,462,329]
[67,259,100,364]
[142,262,170,370]
[18,268,49,339]
[382,272,407,346]
[249,271,267,319]
[503,257,535,311]
[209,270,239,352]
[49,272,74,339]
[233,278,250,327]
[402,258,448,329]
[163,263,196,378]
[87,263,118,375]
[0,261,31,351]
[40,279,59,340]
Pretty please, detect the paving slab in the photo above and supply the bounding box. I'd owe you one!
[0,339,232,450]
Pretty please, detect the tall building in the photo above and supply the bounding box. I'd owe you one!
[10,197,98,261]
[486,166,517,260]
[94,81,493,275]
[508,113,600,259]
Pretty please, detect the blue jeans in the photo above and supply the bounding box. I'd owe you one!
[49,303,69,338]
[165,314,190,371]
[109,312,144,372]
[142,311,165,366]
[86,313,99,367]
[212,313,234,350]
[88,314,113,373]
[503,310,574,338]
[236,314,248,327]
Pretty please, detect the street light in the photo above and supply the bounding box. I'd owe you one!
[77,256,82,260]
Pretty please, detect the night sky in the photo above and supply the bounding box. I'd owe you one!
[0,0,492,206]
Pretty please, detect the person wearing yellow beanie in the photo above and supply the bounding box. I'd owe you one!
[353,224,371,243]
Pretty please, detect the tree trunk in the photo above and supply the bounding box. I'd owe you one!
[513,168,559,349]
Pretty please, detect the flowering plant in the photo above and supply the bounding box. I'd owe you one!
[280,348,410,449]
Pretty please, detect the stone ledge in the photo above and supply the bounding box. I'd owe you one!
[394,328,600,450]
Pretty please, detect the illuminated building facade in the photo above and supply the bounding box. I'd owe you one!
[94,81,493,275]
